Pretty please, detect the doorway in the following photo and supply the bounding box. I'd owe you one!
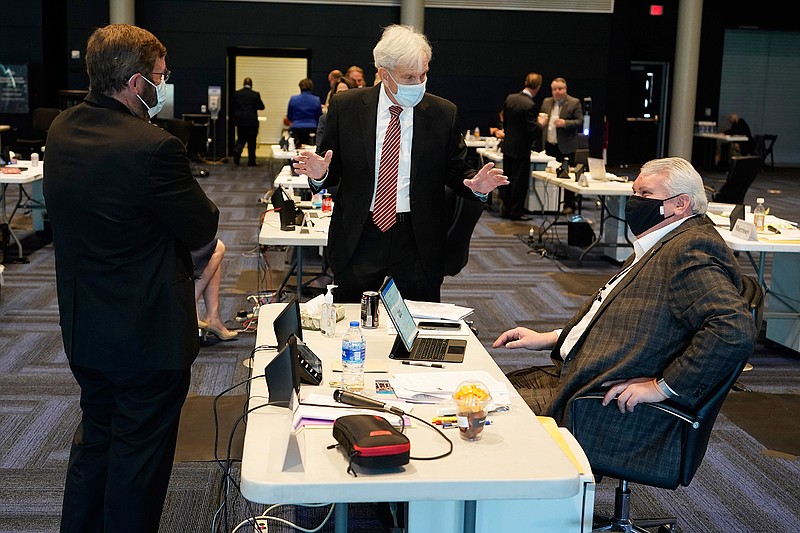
[622,61,669,164]
[226,47,311,159]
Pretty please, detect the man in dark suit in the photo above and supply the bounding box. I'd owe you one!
[233,77,265,166]
[500,72,542,220]
[539,77,584,212]
[293,25,508,303]
[43,24,219,533]
[494,157,754,439]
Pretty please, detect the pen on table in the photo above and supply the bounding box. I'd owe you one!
[402,361,445,369]
[441,421,492,429]
[432,416,458,425]
[767,225,781,234]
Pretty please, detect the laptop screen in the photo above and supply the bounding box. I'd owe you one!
[587,157,607,181]
[379,277,418,352]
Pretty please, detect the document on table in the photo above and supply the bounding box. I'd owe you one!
[405,300,474,321]
[389,371,510,405]
[293,393,414,430]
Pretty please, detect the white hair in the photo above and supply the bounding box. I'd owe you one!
[373,24,432,72]
[639,157,708,214]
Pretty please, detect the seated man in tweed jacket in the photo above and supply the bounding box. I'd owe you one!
[494,157,755,428]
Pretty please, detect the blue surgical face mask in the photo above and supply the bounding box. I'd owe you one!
[131,73,167,119]
[386,70,426,108]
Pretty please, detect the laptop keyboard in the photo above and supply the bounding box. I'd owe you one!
[414,338,449,360]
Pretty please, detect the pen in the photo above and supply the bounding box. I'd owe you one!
[767,225,781,234]
[402,361,445,369]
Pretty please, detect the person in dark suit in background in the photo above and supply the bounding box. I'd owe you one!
[293,24,508,303]
[494,158,754,457]
[500,72,542,220]
[43,24,219,533]
[233,77,265,166]
[539,77,584,212]
[323,68,343,109]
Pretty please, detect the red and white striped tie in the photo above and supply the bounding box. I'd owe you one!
[373,105,403,232]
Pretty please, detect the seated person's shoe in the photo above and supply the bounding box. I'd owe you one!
[204,324,238,341]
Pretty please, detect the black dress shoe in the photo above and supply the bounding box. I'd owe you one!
[247,162,258,167]
[509,214,531,221]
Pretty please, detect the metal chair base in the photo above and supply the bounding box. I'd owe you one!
[592,480,676,533]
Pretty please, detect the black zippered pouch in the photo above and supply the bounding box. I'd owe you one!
[331,414,410,475]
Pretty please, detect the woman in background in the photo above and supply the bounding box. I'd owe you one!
[192,239,238,340]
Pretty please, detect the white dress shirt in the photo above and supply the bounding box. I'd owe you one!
[558,216,691,360]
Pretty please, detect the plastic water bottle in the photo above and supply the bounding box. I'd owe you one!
[753,198,766,232]
[341,321,365,392]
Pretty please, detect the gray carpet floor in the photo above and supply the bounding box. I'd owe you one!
[1,157,799,532]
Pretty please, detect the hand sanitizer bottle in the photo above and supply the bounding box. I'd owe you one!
[320,284,338,337]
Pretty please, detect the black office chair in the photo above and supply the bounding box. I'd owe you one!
[12,107,61,158]
[162,119,209,177]
[759,134,777,170]
[569,274,763,533]
[443,187,485,277]
[704,155,761,204]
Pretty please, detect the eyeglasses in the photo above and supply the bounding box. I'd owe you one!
[152,69,171,83]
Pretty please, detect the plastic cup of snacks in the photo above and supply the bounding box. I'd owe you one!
[453,380,492,441]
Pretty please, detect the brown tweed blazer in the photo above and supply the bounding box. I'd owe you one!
[545,215,756,427]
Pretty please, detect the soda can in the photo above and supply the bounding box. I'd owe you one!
[360,291,380,329]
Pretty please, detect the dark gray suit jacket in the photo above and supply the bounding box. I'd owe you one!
[540,94,584,154]
[314,85,479,282]
[44,92,219,371]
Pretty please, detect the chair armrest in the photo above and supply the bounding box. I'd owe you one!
[573,393,700,429]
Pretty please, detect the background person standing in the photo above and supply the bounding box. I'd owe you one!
[539,77,584,212]
[500,72,542,220]
[233,77,265,166]
[43,24,219,533]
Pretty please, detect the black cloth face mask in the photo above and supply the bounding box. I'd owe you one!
[625,194,681,235]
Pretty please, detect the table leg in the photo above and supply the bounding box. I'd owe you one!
[334,502,347,533]
[0,184,28,263]
[296,246,303,301]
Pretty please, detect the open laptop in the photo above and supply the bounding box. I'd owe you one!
[587,157,608,181]
[378,277,466,362]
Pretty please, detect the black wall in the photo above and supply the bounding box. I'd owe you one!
[2,0,798,165]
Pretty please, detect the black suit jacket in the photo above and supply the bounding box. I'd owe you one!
[44,92,219,371]
[234,87,265,128]
[315,85,479,282]
[502,90,540,157]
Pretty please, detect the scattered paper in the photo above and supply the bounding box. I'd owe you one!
[389,371,510,405]
[293,393,413,431]
[405,300,474,321]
